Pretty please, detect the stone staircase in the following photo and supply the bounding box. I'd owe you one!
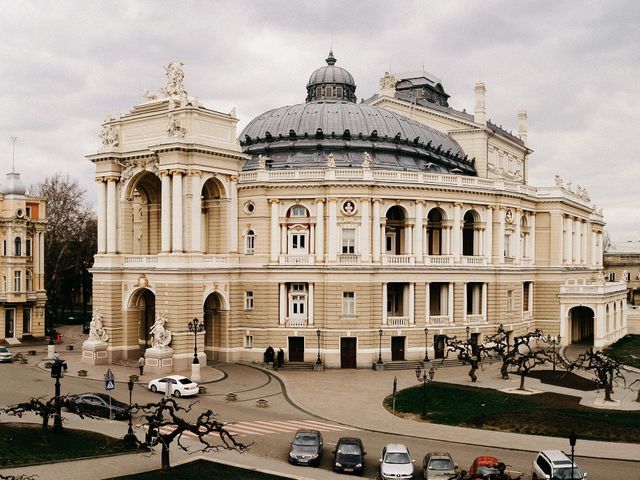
[276,361,316,371]
[379,356,500,371]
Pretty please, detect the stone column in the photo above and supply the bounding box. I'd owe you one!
[106,176,118,254]
[39,233,45,285]
[308,283,314,325]
[327,199,337,262]
[564,216,573,264]
[497,207,505,264]
[425,283,430,324]
[452,203,462,261]
[529,213,536,262]
[161,171,172,253]
[279,282,286,325]
[414,202,423,261]
[484,205,493,261]
[269,199,279,262]
[97,178,107,254]
[359,198,370,262]
[409,283,415,324]
[171,169,184,252]
[229,175,238,253]
[280,224,287,256]
[190,171,202,252]
[448,283,454,322]
[372,199,381,262]
[382,283,387,325]
[581,221,588,264]
[514,209,522,264]
[315,199,325,262]
[481,283,487,322]
[405,223,413,256]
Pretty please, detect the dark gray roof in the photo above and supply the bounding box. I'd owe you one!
[306,51,355,89]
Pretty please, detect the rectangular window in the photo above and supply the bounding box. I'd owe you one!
[504,234,512,257]
[244,335,253,349]
[2,240,6,256]
[290,232,308,254]
[507,290,513,311]
[523,282,531,312]
[14,271,21,292]
[608,272,616,281]
[342,291,356,316]
[25,239,32,257]
[23,307,32,333]
[2,275,6,291]
[26,271,31,291]
[341,228,355,254]
[244,291,254,310]
[622,272,630,281]
[26,206,32,218]
[291,206,307,217]
[245,231,255,255]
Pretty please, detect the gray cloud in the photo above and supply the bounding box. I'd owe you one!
[1,0,638,240]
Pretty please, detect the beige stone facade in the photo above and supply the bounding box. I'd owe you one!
[88,61,627,370]
[0,172,47,342]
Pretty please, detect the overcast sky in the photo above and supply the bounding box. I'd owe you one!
[1,0,638,241]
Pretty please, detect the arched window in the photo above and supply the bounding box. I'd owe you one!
[14,237,21,256]
[462,210,480,256]
[245,230,255,255]
[427,208,446,255]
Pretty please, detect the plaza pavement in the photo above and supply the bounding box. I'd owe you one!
[1,326,639,479]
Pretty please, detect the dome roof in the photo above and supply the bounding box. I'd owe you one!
[2,172,26,196]
[307,51,355,89]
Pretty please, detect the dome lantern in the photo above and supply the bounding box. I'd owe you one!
[305,51,357,103]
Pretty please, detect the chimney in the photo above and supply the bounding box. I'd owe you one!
[474,82,486,126]
[517,109,528,145]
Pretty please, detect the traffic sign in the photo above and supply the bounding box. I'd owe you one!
[106,379,115,391]
[104,368,115,391]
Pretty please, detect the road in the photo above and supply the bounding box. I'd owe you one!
[0,360,638,479]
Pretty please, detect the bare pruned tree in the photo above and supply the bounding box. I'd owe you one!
[0,474,39,480]
[570,348,625,402]
[445,335,489,382]
[629,378,640,403]
[1,396,90,433]
[131,397,250,471]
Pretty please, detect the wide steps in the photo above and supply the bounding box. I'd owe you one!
[276,362,315,371]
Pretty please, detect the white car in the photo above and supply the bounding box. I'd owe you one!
[532,450,586,479]
[148,375,199,397]
[0,346,13,362]
[379,443,415,480]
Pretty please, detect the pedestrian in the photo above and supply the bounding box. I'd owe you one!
[138,355,145,375]
[277,348,284,368]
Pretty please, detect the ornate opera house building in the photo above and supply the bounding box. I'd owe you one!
[87,54,627,372]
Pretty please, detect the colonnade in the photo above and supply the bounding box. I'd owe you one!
[561,215,603,266]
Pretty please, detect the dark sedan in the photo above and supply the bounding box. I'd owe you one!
[333,437,366,475]
[65,393,129,420]
[288,429,323,466]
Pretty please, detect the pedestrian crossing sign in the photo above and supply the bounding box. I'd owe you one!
[106,379,115,391]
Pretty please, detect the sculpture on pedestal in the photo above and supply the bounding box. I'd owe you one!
[150,312,172,349]
[88,311,109,343]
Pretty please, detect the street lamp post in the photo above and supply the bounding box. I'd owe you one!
[377,329,384,364]
[315,329,322,365]
[569,432,577,480]
[423,327,429,362]
[415,364,435,419]
[124,378,136,446]
[466,325,470,341]
[187,318,204,382]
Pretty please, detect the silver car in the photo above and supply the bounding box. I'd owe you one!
[422,452,457,480]
[380,443,414,480]
[0,346,13,362]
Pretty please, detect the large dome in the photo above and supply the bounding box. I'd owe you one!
[240,54,475,175]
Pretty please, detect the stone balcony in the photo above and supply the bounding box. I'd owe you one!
[279,255,314,266]
[382,255,415,265]
[465,314,485,324]
[286,318,307,327]
[428,315,451,326]
[559,279,627,295]
[387,316,410,326]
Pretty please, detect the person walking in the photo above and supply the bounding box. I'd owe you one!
[138,355,145,375]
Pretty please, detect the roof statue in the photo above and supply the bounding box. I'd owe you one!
[379,71,398,91]
[554,175,563,188]
[142,88,161,101]
[362,151,372,169]
[150,312,172,349]
[326,152,336,168]
[88,311,109,343]
[257,154,268,169]
[162,61,187,98]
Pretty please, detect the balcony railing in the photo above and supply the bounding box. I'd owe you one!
[387,316,409,326]
[424,255,454,265]
[382,255,415,265]
[123,255,158,265]
[338,254,360,264]
[429,315,451,326]
[279,255,314,265]
[560,280,627,295]
[286,318,307,327]
[466,314,485,324]
[461,256,487,265]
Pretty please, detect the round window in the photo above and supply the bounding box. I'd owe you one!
[244,201,256,214]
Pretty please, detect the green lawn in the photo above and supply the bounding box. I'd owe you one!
[605,334,640,368]
[386,382,640,443]
[111,459,293,480]
[0,423,137,467]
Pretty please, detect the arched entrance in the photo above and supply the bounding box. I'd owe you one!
[569,306,594,345]
[129,288,155,353]
[203,292,225,361]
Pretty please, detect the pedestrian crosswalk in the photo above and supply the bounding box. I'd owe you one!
[157,418,358,439]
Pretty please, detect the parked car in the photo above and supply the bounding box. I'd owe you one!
[288,429,323,466]
[468,456,503,479]
[332,436,366,475]
[422,451,457,480]
[532,450,586,479]
[379,443,415,480]
[0,346,13,362]
[65,393,129,420]
[148,375,198,397]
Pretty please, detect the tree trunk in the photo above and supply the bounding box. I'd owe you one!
[469,363,478,382]
[42,413,49,432]
[519,373,526,390]
[161,442,171,471]
[500,361,509,380]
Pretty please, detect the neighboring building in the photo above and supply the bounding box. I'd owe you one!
[88,54,627,371]
[0,171,47,342]
[604,241,640,334]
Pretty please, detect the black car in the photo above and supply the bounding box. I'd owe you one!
[333,437,366,475]
[288,429,323,466]
[65,393,129,420]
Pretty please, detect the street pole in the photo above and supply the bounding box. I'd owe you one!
[569,433,577,480]
[315,329,322,365]
[53,376,62,433]
[188,318,204,382]
[124,378,136,446]
[415,365,435,419]
[423,327,429,362]
[377,329,383,364]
